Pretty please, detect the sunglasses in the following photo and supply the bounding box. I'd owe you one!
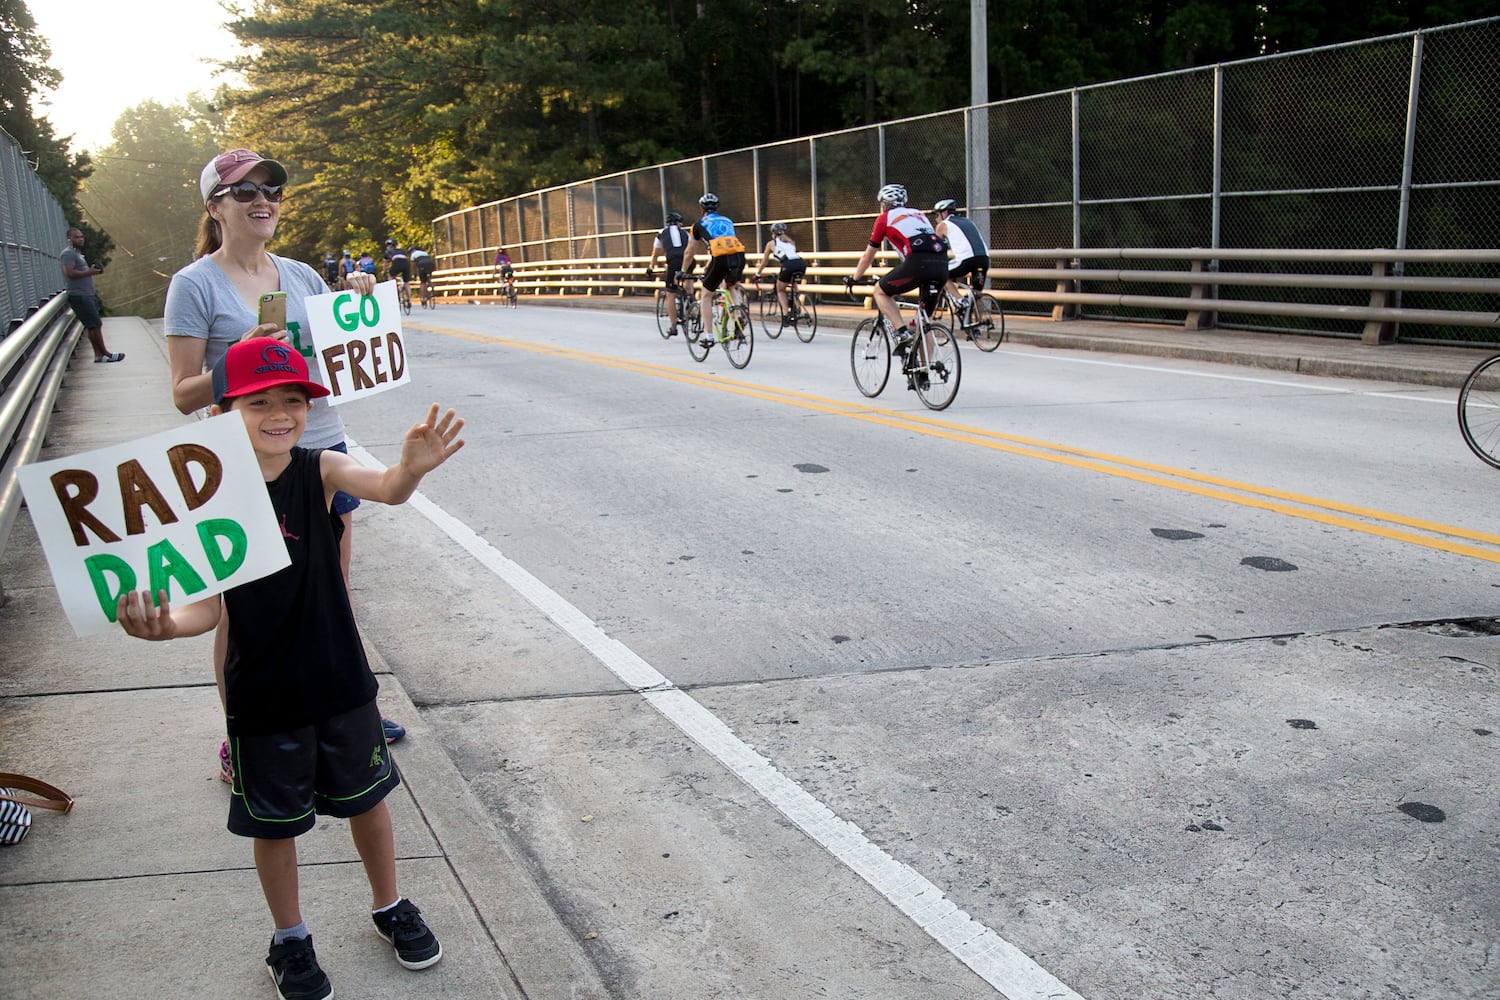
[212,181,285,203]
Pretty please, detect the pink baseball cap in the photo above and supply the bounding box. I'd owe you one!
[199,149,289,203]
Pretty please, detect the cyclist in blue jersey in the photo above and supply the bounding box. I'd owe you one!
[680,193,747,337]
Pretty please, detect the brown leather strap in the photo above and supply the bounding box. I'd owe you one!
[0,773,74,814]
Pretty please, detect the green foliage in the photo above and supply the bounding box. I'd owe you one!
[0,0,109,287]
[78,97,226,317]
[39,0,1492,308]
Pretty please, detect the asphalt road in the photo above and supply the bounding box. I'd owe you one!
[333,302,1498,999]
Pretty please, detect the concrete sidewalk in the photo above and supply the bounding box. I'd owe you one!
[0,308,1484,999]
[0,317,608,999]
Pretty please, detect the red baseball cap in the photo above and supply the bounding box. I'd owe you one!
[212,340,330,405]
[199,148,289,203]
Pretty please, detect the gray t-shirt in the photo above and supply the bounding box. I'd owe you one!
[61,247,95,296]
[163,253,345,449]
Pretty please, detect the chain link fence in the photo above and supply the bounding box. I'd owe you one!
[0,128,70,335]
[434,16,1500,345]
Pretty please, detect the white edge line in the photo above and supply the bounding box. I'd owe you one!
[345,437,1086,1000]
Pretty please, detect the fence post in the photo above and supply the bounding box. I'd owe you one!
[1184,257,1215,330]
[1053,257,1076,321]
[1362,260,1396,344]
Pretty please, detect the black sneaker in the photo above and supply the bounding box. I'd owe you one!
[266,934,332,1000]
[372,899,443,970]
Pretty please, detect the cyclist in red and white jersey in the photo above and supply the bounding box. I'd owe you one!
[846,183,948,346]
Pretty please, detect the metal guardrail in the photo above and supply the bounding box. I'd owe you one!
[0,294,81,604]
[425,247,1500,345]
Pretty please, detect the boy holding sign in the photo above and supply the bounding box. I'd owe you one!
[116,339,465,1000]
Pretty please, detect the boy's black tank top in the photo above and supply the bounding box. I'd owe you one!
[223,448,377,736]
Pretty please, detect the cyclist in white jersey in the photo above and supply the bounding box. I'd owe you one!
[753,222,808,318]
[932,198,990,311]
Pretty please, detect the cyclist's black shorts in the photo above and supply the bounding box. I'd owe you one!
[388,259,410,279]
[949,254,989,291]
[702,252,746,291]
[776,259,807,284]
[661,256,684,289]
[879,252,949,314]
[415,258,435,279]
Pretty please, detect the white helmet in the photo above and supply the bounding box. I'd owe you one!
[877,183,907,208]
[699,192,719,210]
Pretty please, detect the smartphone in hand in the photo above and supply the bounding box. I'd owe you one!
[258,291,287,329]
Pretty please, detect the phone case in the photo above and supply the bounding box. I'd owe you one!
[258,292,287,328]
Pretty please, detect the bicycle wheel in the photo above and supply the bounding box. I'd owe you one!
[655,290,675,339]
[724,304,754,369]
[850,318,891,397]
[420,282,434,309]
[762,295,783,339]
[686,315,712,362]
[970,294,1004,352]
[1458,353,1500,469]
[399,282,411,316]
[792,292,818,343]
[911,322,961,410]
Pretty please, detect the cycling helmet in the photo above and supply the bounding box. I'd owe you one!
[877,183,907,208]
[933,198,958,214]
[699,192,719,210]
[384,237,396,246]
[666,211,682,224]
[771,222,788,235]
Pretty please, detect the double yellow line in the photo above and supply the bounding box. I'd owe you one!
[420,323,1500,564]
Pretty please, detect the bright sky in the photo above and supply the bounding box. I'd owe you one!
[31,0,242,153]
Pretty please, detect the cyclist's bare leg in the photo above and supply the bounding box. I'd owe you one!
[946,278,972,316]
[777,280,791,313]
[872,284,906,336]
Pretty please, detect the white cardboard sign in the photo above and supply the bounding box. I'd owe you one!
[15,413,291,637]
[303,280,410,405]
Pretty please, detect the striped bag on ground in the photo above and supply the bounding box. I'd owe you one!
[0,773,73,845]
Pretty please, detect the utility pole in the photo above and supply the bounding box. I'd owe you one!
[969,0,990,237]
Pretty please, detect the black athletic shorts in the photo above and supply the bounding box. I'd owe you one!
[878,252,949,315]
[388,259,410,279]
[949,254,989,291]
[661,257,684,289]
[776,260,807,283]
[226,698,400,840]
[702,252,746,291]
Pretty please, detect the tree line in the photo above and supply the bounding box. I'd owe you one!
[3,0,1491,316]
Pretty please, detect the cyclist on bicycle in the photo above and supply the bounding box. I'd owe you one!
[409,246,436,299]
[357,251,377,276]
[384,238,410,289]
[932,199,990,315]
[646,211,689,335]
[753,222,807,323]
[494,247,514,280]
[338,249,356,288]
[322,252,341,289]
[681,193,747,339]
[845,183,948,348]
